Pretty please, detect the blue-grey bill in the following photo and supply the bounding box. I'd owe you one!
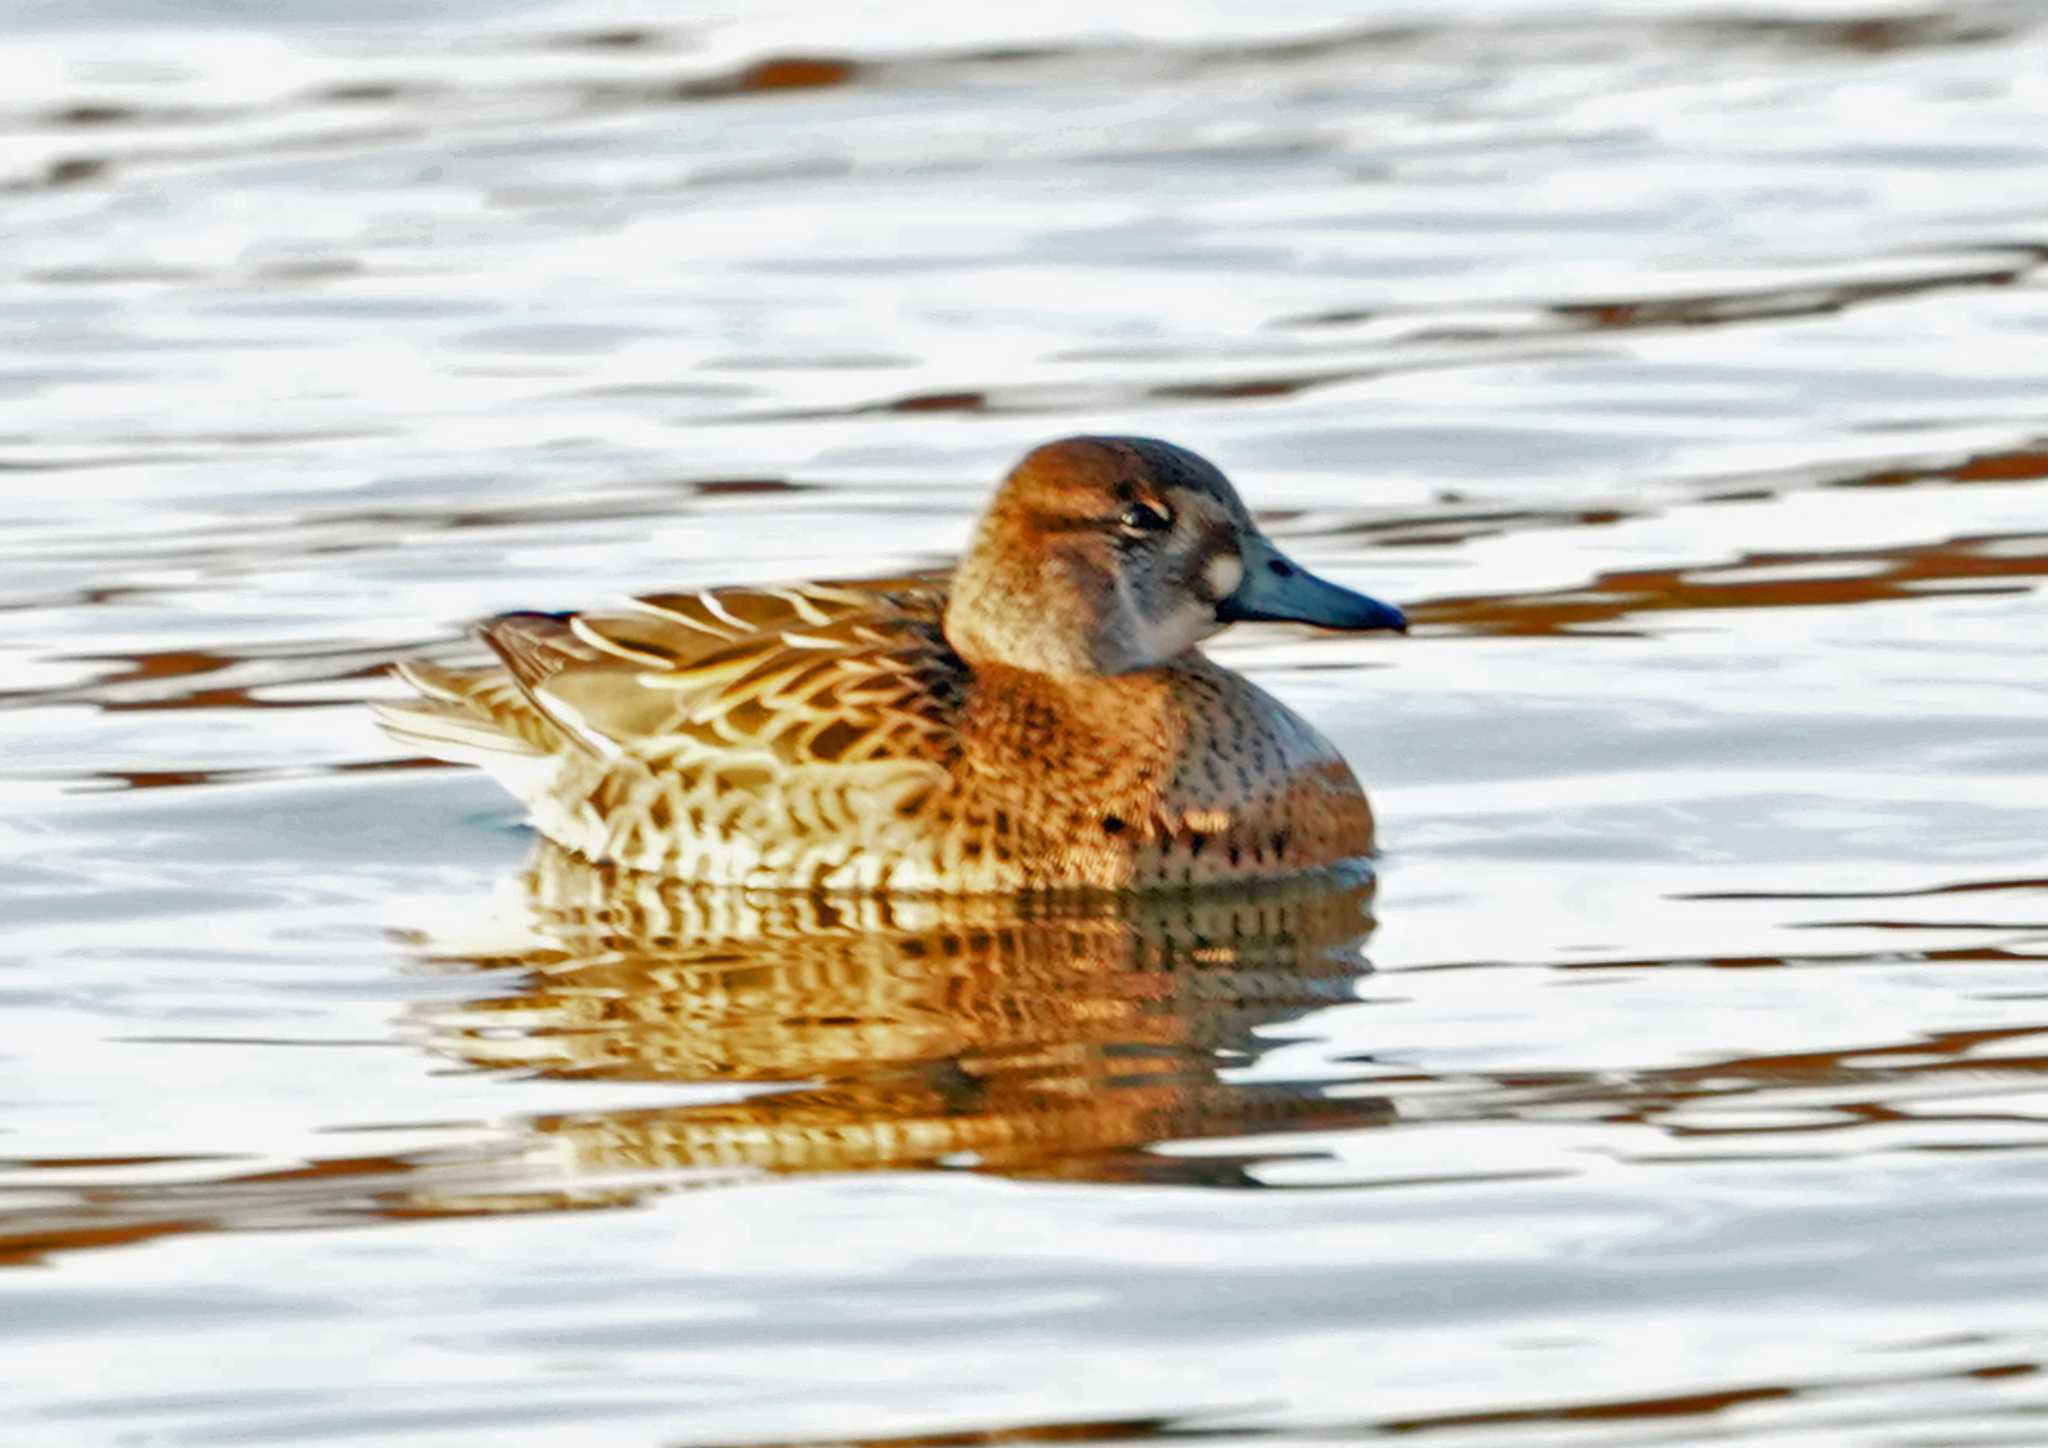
[1218,534,1408,633]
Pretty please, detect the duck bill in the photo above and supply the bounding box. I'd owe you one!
[1217,534,1408,633]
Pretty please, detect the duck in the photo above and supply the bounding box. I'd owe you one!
[372,435,1406,893]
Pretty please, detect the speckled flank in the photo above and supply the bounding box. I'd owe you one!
[374,437,1394,892]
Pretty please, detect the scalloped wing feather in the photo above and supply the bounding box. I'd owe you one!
[382,576,957,763]
[523,576,962,770]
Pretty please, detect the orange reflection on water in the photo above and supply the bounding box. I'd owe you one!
[1416,528,2047,637]
[412,848,1389,1193]
[0,854,1389,1262]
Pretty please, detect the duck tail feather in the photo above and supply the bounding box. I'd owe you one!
[369,698,542,764]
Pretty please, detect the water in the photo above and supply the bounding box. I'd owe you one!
[4,0,2048,1442]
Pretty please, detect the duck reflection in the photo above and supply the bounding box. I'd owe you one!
[415,844,1390,1191]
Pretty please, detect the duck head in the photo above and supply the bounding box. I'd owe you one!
[945,435,1407,678]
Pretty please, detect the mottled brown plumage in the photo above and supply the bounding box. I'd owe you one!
[373,436,1405,892]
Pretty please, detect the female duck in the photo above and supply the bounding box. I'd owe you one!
[374,436,1406,892]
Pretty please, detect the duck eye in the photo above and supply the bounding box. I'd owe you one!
[1115,500,1173,537]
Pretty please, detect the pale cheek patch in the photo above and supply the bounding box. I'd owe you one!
[1203,551,1245,602]
[1135,602,1217,663]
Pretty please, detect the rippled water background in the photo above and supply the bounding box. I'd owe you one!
[5,0,2048,1443]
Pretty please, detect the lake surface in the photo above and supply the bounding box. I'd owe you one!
[4,0,2048,1443]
